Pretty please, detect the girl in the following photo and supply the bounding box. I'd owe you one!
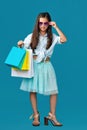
[18,12,67,126]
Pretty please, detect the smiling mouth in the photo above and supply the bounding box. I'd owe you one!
[41,27,46,29]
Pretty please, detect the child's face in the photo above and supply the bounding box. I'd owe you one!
[38,17,49,33]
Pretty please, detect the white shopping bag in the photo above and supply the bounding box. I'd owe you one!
[11,49,34,78]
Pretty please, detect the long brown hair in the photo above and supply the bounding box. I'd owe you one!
[30,12,53,52]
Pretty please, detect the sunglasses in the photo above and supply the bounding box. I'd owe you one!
[38,22,49,26]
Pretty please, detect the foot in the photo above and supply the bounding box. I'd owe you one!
[29,112,40,126]
[47,112,63,126]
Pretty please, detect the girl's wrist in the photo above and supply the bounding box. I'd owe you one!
[54,25,58,30]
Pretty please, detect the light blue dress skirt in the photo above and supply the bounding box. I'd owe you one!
[20,60,58,95]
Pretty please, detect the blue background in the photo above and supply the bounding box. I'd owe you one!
[0,0,87,130]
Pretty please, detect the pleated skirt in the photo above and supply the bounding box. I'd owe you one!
[20,60,59,95]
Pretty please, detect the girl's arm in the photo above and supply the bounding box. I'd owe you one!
[49,21,67,43]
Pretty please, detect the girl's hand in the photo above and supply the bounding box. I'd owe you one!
[17,40,24,47]
[49,21,57,28]
[49,21,67,43]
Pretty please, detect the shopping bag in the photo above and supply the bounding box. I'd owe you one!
[11,49,34,78]
[16,50,30,70]
[21,50,30,70]
[5,46,26,69]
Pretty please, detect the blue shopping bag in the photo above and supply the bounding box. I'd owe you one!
[5,46,26,69]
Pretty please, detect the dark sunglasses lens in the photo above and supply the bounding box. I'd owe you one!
[44,22,49,26]
[39,22,49,26]
[39,22,43,25]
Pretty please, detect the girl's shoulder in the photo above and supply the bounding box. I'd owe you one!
[23,33,33,44]
[52,33,61,44]
[25,33,33,39]
[52,33,59,38]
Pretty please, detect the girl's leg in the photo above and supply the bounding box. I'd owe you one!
[50,94,57,115]
[30,92,40,126]
[30,92,38,115]
[48,94,62,126]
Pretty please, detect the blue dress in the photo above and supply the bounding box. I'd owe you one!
[20,33,62,95]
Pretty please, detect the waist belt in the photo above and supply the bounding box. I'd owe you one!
[33,55,50,62]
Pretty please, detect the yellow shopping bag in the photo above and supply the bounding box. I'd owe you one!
[21,50,30,70]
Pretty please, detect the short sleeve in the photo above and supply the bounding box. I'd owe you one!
[52,33,62,44]
[23,33,32,49]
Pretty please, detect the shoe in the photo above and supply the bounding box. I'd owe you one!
[29,112,40,126]
[44,112,63,126]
